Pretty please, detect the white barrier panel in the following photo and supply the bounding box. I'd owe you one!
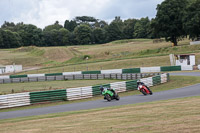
[80,86,93,99]
[181,66,193,71]
[140,67,161,73]
[110,81,126,93]
[28,74,45,77]
[101,69,122,74]
[67,88,82,100]
[67,86,93,101]
[0,92,30,109]
[63,71,82,75]
[140,77,153,87]
[161,73,167,83]
[0,76,10,79]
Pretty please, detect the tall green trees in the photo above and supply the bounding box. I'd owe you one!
[74,25,92,45]
[43,21,70,46]
[93,28,106,44]
[64,20,77,32]
[59,28,70,45]
[123,19,137,39]
[106,17,124,42]
[43,21,63,32]
[133,17,151,38]
[153,0,188,46]
[0,30,21,48]
[18,24,43,46]
[183,0,200,40]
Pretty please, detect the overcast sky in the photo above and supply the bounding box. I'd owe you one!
[0,0,164,29]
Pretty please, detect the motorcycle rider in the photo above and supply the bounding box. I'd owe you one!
[99,86,116,96]
[137,80,144,90]
[137,80,152,94]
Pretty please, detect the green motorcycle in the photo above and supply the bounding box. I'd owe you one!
[100,87,120,102]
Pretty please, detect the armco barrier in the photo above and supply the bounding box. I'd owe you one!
[0,73,157,84]
[0,92,30,109]
[0,73,169,109]
[0,65,191,82]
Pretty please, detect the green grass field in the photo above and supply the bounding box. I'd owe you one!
[2,38,200,75]
[0,96,199,133]
[1,38,200,132]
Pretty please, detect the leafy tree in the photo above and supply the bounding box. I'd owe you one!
[74,24,92,45]
[0,29,3,47]
[1,21,15,31]
[43,21,63,32]
[94,20,108,28]
[153,0,188,46]
[93,28,106,44]
[18,24,43,46]
[59,28,70,45]
[68,32,77,45]
[64,20,77,32]
[1,21,24,32]
[0,30,21,48]
[133,17,151,38]
[183,0,200,40]
[74,16,108,29]
[43,29,61,46]
[106,17,124,42]
[123,19,137,39]
[75,16,97,24]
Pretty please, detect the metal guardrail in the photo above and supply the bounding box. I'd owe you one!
[0,73,160,84]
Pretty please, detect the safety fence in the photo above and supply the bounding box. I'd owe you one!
[0,73,158,84]
[0,73,169,109]
[0,65,190,83]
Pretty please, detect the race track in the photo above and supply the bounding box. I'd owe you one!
[0,72,200,120]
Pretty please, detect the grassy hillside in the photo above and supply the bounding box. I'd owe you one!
[1,38,199,74]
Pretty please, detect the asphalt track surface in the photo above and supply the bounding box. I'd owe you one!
[0,72,200,120]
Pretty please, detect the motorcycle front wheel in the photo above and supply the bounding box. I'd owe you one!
[105,94,111,101]
[141,89,147,95]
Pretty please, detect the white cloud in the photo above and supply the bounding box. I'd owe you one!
[0,0,164,29]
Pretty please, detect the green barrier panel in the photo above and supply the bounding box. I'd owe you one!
[82,71,101,74]
[10,75,27,78]
[92,84,110,96]
[161,66,181,72]
[126,80,137,91]
[122,68,141,73]
[45,73,63,76]
[30,89,66,104]
[170,66,181,71]
[152,75,161,86]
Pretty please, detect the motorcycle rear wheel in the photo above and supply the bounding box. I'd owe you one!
[115,94,120,100]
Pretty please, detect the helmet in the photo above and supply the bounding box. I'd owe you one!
[99,85,104,92]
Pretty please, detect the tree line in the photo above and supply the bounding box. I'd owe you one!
[0,0,199,48]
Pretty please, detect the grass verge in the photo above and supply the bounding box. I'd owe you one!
[0,96,200,133]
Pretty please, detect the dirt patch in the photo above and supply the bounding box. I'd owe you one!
[43,47,74,62]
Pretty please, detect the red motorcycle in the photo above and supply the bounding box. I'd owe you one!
[137,81,153,95]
